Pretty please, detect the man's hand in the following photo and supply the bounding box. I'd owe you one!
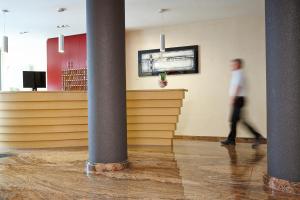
[230,96,236,105]
[230,86,241,105]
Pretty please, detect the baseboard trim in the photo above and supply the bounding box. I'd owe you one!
[174,135,267,144]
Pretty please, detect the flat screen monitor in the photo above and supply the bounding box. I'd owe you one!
[23,71,46,91]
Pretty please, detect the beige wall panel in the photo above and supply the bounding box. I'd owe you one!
[126,16,266,138]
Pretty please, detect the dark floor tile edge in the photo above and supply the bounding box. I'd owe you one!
[174,136,267,144]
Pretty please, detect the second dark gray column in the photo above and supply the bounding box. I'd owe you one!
[266,0,300,182]
[86,0,127,168]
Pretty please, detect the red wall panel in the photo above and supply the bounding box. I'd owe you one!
[47,34,87,90]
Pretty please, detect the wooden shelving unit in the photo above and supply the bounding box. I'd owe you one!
[62,68,87,91]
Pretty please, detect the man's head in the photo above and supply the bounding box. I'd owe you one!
[231,58,243,70]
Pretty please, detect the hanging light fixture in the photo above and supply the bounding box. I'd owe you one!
[159,9,168,52]
[56,8,68,53]
[57,25,70,53]
[58,34,64,53]
[2,9,9,53]
[2,36,8,53]
[160,34,165,52]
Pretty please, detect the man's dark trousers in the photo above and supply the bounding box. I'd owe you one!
[227,97,261,141]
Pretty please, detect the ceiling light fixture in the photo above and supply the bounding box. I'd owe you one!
[57,8,67,13]
[159,9,169,53]
[1,9,9,53]
[57,25,70,53]
[20,31,29,35]
[57,25,70,29]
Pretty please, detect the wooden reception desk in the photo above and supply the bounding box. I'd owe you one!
[0,89,186,149]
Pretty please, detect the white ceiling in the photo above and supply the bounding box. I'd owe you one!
[0,0,264,39]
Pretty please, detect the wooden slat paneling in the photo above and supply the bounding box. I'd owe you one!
[0,117,88,126]
[127,100,182,108]
[0,108,178,118]
[0,90,186,148]
[0,125,88,134]
[0,109,88,118]
[128,138,172,146]
[0,92,87,102]
[0,132,88,142]
[0,101,87,110]
[127,116,178,124]
[127,90,185,100]
[127,108,180,116]
[127,124,176,131]
[0,139,88,149]
[128,131,173,139]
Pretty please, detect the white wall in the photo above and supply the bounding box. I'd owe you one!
[126,16,266,138]
[1,35,47,91]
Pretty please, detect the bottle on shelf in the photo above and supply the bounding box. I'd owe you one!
[62,67,88,91]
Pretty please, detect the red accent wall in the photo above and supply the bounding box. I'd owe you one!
[47,34,87,90]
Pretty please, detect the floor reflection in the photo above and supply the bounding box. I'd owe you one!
[0,141,299,199]
[224,145,265,199]
[173,140,299,200]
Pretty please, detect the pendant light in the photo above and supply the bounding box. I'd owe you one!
[2,36,8,53]
[57,8,67,53]
[159,9,168,52]
[58,34,64,53]
[160,34,165,52]
[2,9,9,53]
[57,25,70,54]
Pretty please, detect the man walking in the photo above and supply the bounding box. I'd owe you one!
[221,59,263,148]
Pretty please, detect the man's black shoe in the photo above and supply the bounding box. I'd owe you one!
[221,140,236,146]
[252,135,264,149]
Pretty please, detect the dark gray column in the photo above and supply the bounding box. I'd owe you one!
[266,0,300,182]
[86,0,127,166]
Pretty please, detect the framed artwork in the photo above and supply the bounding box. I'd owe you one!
[138,45,199,77]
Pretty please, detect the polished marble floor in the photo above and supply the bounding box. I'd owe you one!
[0,140,299,199]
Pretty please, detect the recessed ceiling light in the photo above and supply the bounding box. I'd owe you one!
[20,31,29,34]
[57,8,67,13]
[57,25,70,29]
[1,9,10,13]
[159,8,169,13]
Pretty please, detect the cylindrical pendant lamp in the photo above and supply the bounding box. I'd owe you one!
[160,33,165,52]
[2,36,8,53]
[58,34,64,53]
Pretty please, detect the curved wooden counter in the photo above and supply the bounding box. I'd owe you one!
[0,89,186,148]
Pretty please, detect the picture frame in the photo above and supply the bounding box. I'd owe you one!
[138,45,199,77]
